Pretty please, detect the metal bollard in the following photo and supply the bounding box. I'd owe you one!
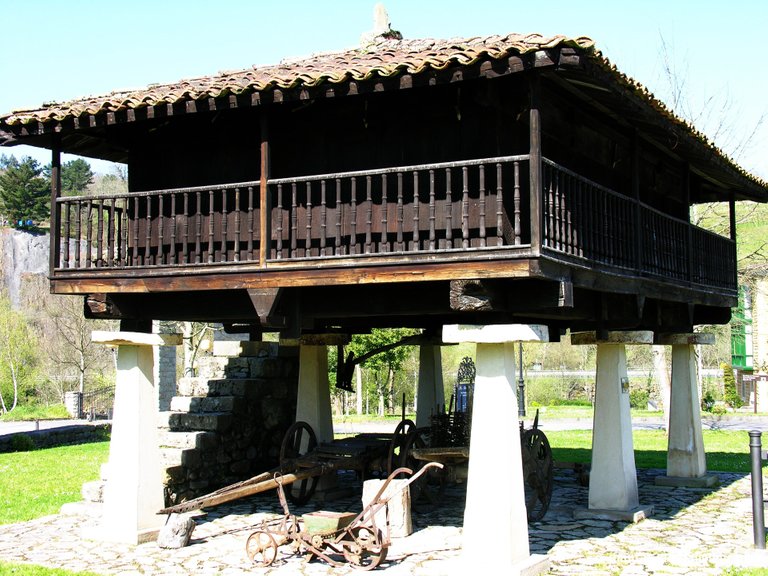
[749,430,766,549]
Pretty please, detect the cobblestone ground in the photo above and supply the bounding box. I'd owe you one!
[0,469,765,575]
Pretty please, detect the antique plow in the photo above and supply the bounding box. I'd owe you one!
[245,462,443,570]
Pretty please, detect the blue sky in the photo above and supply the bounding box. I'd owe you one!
[1,0,766,180]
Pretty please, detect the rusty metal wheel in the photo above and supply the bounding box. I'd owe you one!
[246,530,279,567]
[521,427,553,522]
[342,526,387,570]
[280,421,319,505]
[387,419,416,475]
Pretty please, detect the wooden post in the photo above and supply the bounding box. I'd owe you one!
[529,75,542,255]
[729,191,737,288]
[684,163,693,282]
[49,135,62,274]
[259,114,271,266]
[631,130,642,273]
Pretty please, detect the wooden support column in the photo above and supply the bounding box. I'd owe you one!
[259,114,271,267]
[443,324,550,576]
[654,333,719,488]
[415,344,445,427]
[571,331,654,522]
[684,163,694,282]
[49,135,62,274]
[631,130,642,272]
[529,75,542,255]
[85,331,182,544]
[729,191,738,288]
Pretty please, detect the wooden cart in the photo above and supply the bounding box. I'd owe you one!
[389,412,554,522]
[160,419,419,514]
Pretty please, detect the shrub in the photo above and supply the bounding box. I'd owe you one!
[630,388,650,409]
[720,363,743,410]
[9,433,35,452]
[701,391,716,412]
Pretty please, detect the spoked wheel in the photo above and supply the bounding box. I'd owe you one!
[342,526,388,570]
[387,419,416,476]
[245,530,279,567]
[398,428,432,501]
[521,427,554,522]
[280,421,319,505]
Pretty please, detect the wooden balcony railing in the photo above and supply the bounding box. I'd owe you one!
[540,159,736,291]
[51,155,736,294]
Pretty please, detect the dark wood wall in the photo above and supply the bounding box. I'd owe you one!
[125,75,532,191]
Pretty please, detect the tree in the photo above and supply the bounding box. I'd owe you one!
[61,158,94,196]
[720,362,743,410]
[0,156,49,226]
[346,328,419,416]
[0,294,39,413]
[42,295,115,395]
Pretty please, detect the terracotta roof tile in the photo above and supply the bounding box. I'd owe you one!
[0,33,594,125]
[1,31,764,191]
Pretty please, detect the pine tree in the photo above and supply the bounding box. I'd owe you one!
[61,158,94,195]
[0,156,50,226]
[720,362,743,410]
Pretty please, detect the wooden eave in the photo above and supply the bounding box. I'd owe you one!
[2,43,765,203]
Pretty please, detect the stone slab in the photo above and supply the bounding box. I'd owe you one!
[92,331,183,347]
[654,474,720,488]
[573,505,654,523]
[515,554,551,576]
[571,331,653,345]
[442,324,549,343]
[655,333,716,346]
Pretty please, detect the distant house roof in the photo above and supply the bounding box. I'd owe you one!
[1,32,765,200]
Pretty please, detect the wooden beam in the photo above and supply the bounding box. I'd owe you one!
[529,74,543,255]
[259,114,271,267]
[49,134,62,276]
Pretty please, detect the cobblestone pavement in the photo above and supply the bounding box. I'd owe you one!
[0,469,765,575]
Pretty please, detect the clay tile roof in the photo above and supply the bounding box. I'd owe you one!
[0,33,595,125]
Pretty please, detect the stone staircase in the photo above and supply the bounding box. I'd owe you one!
[158,341,298,505]
[73,340,299,509]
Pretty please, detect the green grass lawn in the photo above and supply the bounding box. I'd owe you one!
[0,562,101,576]
[549,428,763,473]
[0,442,109,525]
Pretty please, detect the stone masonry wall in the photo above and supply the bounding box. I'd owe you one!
[0,424,110,453]
[159,341,299,506]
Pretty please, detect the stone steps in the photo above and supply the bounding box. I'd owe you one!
[158,429,217,450]
[169,395,239,414]
[176,377,271,398]
[166,411,234,432]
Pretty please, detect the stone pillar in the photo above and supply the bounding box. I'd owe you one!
[572,331,654,522]
[86,330,182,544]
[655,334,719,488]
[153,320,178,411]
[443,324,550,576]
[415,344,445,427]
[295,344,334,444]
[292,335,347,498]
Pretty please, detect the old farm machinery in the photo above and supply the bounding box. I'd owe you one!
[162,357,554,524]
[244,463,442,570]
[388,356,555,521]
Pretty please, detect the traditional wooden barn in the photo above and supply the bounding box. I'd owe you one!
[2,21,767,574]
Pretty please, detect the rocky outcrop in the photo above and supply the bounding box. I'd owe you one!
[0,228,49,307]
